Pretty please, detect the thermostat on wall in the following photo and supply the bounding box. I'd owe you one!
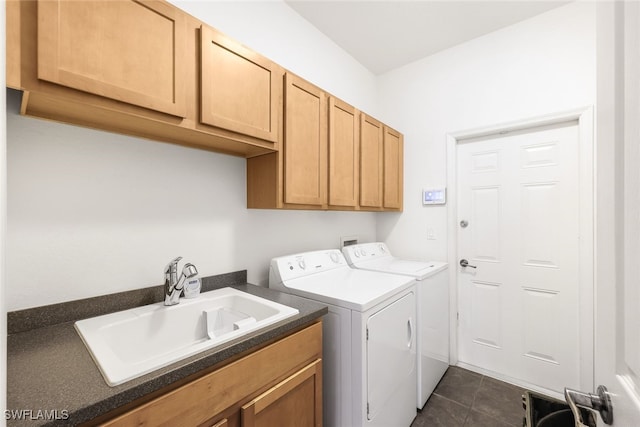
[423,188,446,205]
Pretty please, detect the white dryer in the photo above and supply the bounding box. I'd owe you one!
[269,249,417,427]
[342,242,449,409]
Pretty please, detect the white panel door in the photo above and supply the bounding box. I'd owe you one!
[591,2,640,425]
[457,122,581,394]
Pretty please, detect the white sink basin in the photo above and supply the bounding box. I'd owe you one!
[75,287,299,386]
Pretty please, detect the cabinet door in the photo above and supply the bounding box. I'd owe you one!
[329,97,359,207]
[201,25,280,143]
[241,360,322,427]
[383,126,403,209]
[37,0,187,117]
[359,114,384,208]
[284,73,327,206]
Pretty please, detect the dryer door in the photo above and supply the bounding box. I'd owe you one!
[366,291,417,425]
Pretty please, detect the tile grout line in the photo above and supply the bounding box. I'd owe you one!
[428,391,473,427]
[463,374,486,426]
[430,391,472,409]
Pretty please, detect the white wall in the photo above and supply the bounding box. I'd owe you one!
[5,1,378,311]
[376,1,596,261]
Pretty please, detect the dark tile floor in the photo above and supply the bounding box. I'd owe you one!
[412,366,527,427]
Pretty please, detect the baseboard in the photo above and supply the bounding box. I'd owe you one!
[455,361,565,401]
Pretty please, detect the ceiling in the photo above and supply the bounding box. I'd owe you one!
[285,1,571,75]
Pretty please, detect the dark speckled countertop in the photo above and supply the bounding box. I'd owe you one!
[6,271,328,426]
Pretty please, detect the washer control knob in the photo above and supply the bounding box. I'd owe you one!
[354,250,360,258]
[298,259,306,270]
[379,244,385,252]
[360,248,367,257]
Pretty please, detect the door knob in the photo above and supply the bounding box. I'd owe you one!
[564,385,613,425]
[459,259,477,268]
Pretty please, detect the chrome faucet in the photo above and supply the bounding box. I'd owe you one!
[164,257,198,306]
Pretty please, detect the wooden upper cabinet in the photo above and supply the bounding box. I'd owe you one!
[200,25,280,143]
[383,126,403,210]
[9,0,402,206]
[6,0,21,89]
[283,73,327,206]
[328,97,359,208]
[359,114,384,208]
[36,0,187,117]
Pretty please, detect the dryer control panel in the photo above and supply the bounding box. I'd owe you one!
[269,249,347,284]
[342,242,391,265]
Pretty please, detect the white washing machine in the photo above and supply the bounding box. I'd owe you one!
[269,249,417,427]
[342,242,449,410]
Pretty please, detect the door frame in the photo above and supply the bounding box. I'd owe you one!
[446,107,595,394]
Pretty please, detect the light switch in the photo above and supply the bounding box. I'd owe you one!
[427,228,436,240]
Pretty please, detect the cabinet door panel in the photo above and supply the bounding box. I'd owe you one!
[360,114,383,208]
[241,360,322,427]
[284,74,327,206]
[37,0,186,117]
[383,127,403,209]
[329,97,359,207]
[201,25,279,142]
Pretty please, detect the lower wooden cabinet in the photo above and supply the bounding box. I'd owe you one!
[241,360,322,427]
[96,322,322,427]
